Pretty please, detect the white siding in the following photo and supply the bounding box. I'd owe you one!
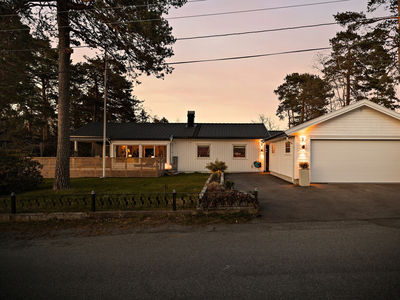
[269,138,294,181]
[305,107,400,138]
[173,139,264,173]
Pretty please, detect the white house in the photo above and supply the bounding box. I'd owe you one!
[266,100,400,183]
[70,111,272,173]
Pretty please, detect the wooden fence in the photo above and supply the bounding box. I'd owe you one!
[34,157,166,178]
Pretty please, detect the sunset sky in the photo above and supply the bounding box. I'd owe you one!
[74,0,382,129]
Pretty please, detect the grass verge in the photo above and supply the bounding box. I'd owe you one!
[16,173,210,196]
[0,212,254,239]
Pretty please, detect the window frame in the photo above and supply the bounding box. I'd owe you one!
[197,144,211,158]
[233,145,246,159]
[285,141,291,154]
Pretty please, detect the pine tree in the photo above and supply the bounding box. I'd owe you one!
[275,73,333,128]
[5,0,187,189]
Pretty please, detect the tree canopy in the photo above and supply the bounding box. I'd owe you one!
[2,0,186,190]
[276,1,400,127]
[275,73,332,128]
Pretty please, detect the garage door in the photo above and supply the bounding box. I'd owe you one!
[310,140,400,183]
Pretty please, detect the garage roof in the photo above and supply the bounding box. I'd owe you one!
[285,100,400,136]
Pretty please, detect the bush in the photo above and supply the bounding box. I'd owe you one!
[0,149,44,195]
[207,181,222,192]
[200,191,258,209]
[223,179,234,190]
[205,160,228,173]
[299,162,310,169]
[211,172,219,182]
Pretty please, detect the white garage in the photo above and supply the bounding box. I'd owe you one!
[268,100,400,184]
[311,140,400,183]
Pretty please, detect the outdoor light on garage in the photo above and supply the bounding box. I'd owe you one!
[300,136,306,151]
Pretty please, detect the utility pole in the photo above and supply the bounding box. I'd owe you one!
[102,51,108,178]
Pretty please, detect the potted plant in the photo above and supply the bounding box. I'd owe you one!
[298,162,310,187]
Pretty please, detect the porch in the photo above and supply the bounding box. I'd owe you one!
[34,157,166,178]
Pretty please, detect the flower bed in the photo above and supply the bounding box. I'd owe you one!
[197,172,259,213]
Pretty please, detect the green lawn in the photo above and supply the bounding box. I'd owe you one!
[18,173,210,196]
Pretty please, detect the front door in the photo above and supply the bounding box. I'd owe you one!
[265,145,269,172]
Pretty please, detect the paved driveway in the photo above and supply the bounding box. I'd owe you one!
[226,173,400,223]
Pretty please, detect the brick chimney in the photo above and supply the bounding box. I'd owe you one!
[187,111,195,127]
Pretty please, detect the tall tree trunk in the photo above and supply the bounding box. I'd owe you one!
[94,77,99,121]
[53,0,71,190]
[398,0,400,73]
[300,96,305,124]
[41,77,48,157]
[41,78,48,142]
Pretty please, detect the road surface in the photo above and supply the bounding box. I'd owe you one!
[1,220,399,300]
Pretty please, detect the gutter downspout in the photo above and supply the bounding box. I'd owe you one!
[169,135,173,167]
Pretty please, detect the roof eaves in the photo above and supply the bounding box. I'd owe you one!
[263,132,286,141]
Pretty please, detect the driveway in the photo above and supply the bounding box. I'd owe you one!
[226,173,400,223]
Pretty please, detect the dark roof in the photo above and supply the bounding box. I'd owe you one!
[268,130,286,139]
[262,130,286,141]
[70,122,269,140]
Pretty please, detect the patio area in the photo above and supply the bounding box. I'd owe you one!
[34,157,166,178]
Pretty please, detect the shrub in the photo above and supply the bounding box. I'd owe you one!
[207,181,222,192]
[205,160,228,173]
[299,162,309,169]
[200,191,258,209]
[0,149,44,195]
[223,179,235,190]
[211,172,219,183]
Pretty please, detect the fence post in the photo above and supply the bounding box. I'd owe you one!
[172,189,177,211]
[11,192,16,214]
[254,188,258,202]
[91,191,96,212]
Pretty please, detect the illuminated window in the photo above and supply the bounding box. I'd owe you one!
[197,145,210,157]
[285,142,291,153]
[127,146,139,157]
[271,144,275,154]
[115,145,127,157]
[143,145,154,157]
[155,146,166,158]
[233,145,246,158]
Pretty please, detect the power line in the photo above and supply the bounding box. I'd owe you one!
[0,0,349,32]
[175,14,399,40]
[107,0,350,25]
[3,46,333,77]
[177,22,338,40]
[4,40,389,77]
[1,21,337,52]
[0,0,208,18]
[1,45,89,53]
[1,15,394,53]
[167,47,332,65]
[61,0,208,14]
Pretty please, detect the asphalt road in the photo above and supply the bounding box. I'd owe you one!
[1,221,399,300]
